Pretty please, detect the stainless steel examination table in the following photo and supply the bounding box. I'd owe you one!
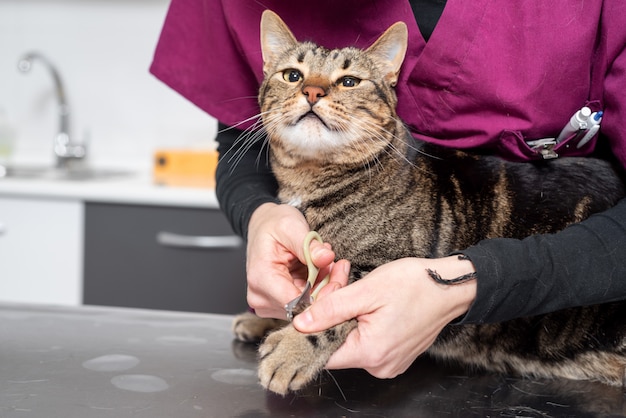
[0,303,623,417]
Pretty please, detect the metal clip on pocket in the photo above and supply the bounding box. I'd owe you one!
[526,138,558,160]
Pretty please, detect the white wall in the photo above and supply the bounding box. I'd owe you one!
[0,0,217,171]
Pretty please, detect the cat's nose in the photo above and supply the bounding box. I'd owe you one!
[302,85,326,105]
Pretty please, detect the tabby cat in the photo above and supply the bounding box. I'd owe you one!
[232,10,626,396]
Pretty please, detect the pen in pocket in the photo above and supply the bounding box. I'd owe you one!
[576,111,603,149]
[555,106,591,144]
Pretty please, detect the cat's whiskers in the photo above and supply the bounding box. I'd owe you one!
[225,105,434,182]
[227,98,428,178]
[327,118,395,183]
[341,114,409,171]
[323,369,347,402]
[347,114,437,177]
[219,108,273,134]
[254,111,297,167]
[224,107,291,173]
[225,122,268,174]
[329,116,381,181]
[383,115,445,163]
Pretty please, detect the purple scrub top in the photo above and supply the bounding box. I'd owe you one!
[150,0,626,167]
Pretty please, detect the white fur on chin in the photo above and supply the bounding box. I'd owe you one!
[280,120,351,159]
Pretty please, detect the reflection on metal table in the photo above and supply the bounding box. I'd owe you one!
[0,303,624,417]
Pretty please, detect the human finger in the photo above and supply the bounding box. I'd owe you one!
[314,259,350,300]
[293,277,371,333]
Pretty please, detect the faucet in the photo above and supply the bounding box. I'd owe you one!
[17,52,86,168]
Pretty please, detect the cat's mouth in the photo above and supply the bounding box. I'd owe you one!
[296,110,330,130]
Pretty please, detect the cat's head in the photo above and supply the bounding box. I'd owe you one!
[259,10,408,164]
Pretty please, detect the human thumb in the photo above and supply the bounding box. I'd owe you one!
[293,282,359,333]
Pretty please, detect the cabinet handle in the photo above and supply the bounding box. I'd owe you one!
[156,231,243,249]
[0,222,5,235]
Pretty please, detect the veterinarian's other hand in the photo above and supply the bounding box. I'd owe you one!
[293,256,477,378]
[245,203,343,319]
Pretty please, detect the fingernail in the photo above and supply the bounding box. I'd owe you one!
[312,247,327,259]
[343,261,351,276]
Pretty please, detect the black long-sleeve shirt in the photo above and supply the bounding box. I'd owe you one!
[215,124,278,240]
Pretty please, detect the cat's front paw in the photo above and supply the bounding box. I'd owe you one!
[258,325,329,395]
[257,320,356,395]
[232,311,287,343]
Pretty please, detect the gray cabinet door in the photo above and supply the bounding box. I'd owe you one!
[83,203,248,314]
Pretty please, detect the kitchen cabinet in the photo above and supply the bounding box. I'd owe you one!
[0,196,83,305]
[83,202,248,314]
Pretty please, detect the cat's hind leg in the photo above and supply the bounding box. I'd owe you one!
[232,311,287,343]
[550,351,626,387]
[505,350,626,387]
[258,319,357,395]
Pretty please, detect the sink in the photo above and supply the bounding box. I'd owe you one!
[0,165,135,181]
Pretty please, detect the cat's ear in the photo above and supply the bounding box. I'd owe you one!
[260,10,298,73]
[366,22,408,86]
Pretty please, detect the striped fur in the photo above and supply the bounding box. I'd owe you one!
[237,11,626,395]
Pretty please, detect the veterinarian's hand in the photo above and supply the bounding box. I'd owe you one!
[293,256,477,378]
[245,203,345,319]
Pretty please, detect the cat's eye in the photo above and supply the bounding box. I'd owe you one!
[338,76,361,88]
[282,69,303,83]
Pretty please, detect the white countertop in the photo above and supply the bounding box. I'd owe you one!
[0,171,220,208]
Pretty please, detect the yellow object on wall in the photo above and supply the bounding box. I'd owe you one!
[153,149,218,189]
